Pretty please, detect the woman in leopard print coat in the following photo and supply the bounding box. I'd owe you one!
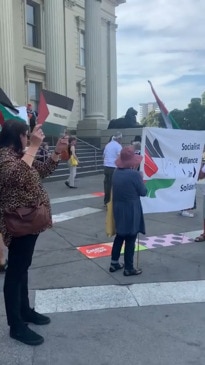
[0,120,68,346]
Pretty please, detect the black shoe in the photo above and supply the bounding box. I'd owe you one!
[65,181,70,187]
[22,309,51,325]
[109,263,124,272]
[123,268,142,276]
[69,185,77,189]
[10,324,44,346]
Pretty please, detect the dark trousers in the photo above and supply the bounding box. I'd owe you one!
[111,234,137,270]
[104,167,115,205]
[4,234,38,328]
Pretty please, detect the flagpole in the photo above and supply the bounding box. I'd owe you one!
[147,80,179,129]
[136,234,140,269]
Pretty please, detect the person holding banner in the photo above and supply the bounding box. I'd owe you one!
[195,164,205,242]
[109,146,147,276]
[0,120,68,346]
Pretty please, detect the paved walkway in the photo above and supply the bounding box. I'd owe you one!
[0,175,205,365]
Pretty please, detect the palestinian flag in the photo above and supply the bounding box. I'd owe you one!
[0,88,27,124]
[0,104,28,124]
[38,89,74,137]
[148,81,179,129]
[144,135,175,198]
[0,112,4,127]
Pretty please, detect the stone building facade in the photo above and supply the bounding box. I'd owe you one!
[0,0,125,133]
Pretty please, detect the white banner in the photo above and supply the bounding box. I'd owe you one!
[140,127,205,213]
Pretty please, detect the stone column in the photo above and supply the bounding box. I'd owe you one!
[44,0,66,95]
[77,0,107,145]
[0,0,16,101]
[107,21,117,120]
[84,0,104,119]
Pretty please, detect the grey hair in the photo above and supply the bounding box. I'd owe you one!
[112,131,122,140]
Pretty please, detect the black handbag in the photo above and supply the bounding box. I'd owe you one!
[4,203,50,237]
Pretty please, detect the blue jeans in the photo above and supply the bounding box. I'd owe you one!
[111,234,137,270]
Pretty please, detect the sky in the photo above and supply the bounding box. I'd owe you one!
[115,0,205,118]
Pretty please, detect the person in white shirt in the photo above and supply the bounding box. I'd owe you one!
[103,131,122,206]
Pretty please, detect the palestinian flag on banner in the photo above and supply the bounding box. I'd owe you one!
[38,89,74,137]
[0,88,27,125]
[148,81,179,129]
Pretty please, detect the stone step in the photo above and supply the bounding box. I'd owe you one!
[46,169,104,182]
[46,139,104,181]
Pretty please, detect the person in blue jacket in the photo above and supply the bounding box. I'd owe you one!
[109,146,147,276]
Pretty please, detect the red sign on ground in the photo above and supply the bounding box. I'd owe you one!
[77,243,112,259]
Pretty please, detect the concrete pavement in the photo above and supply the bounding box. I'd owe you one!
[0,174,205,365]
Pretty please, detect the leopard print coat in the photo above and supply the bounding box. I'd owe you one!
[0,147,58,246]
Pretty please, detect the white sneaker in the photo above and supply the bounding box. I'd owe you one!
[180,210,194,218]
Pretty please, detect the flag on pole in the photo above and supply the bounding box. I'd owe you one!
[0,88,17,111]
[0,112,4,127]
[0,88,27,124]
[0,104,27,124]
[38,89,74,137]
[38,89,74,125]
[148,81,179,129]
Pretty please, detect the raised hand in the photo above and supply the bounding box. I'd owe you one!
[30,125,45,149]
[55,136,69,154]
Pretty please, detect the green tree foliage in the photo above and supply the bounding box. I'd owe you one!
[189,98,201,106]
[170,98,205,130]
[141,98,205,130]
[202,92,205,106]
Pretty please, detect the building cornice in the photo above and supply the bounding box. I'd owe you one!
[76,15,85,31]
[101,17,117,29]
[24,64,46,81]
[105,0,126,6]
[116,0,126,5]
[65,0,76,9]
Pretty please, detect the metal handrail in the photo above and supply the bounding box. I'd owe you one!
[76,138,102,170]
[76,137,102,151]
[45,138,103,178]
[48,140,101,152]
